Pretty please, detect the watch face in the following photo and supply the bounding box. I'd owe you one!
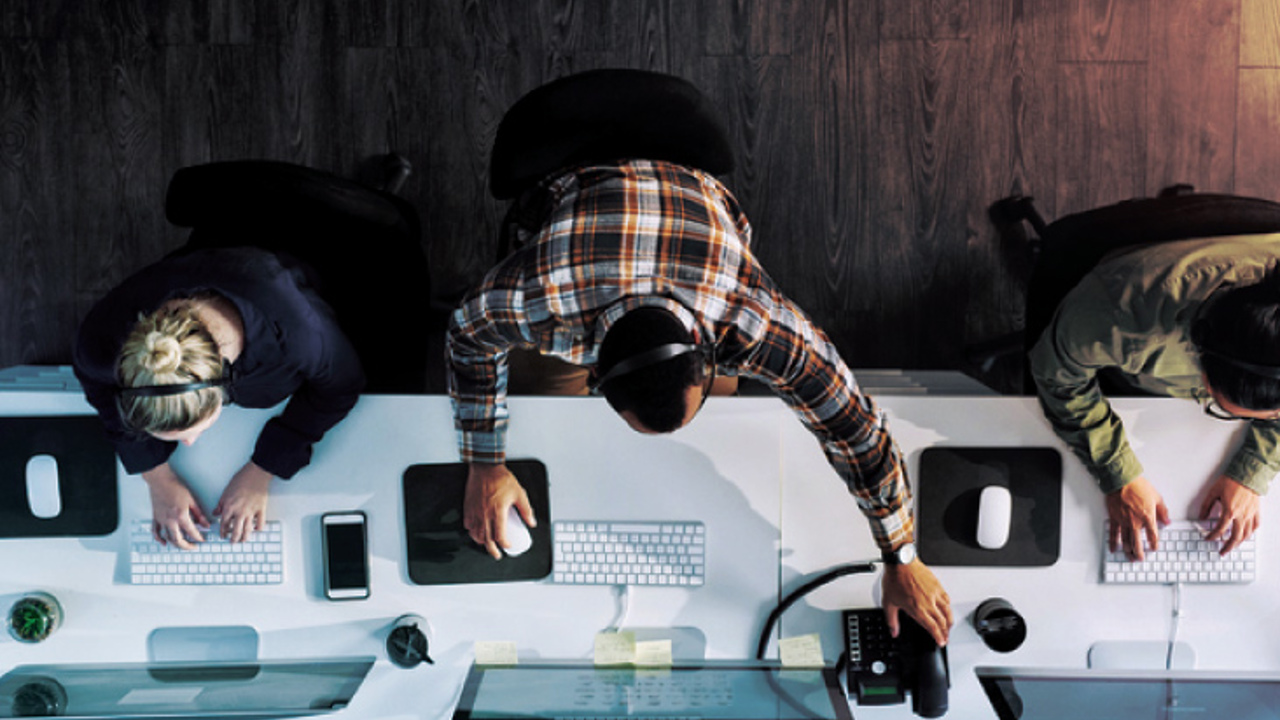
[898,542,917,564]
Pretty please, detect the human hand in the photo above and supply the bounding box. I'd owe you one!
[1199,475,1261,555]
[882,559,952,647]
[140,462,210,550]
[213,462,273,543]
[464,463,535,559]
[1105,475,1170,561]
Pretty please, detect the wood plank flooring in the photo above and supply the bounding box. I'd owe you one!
[2,0,1278,394]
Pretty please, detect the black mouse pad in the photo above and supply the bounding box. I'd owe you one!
[402,460,552,585]
[916,447,1062,567]
[0,416,119,538]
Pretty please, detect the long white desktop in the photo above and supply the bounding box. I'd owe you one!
[1,387,1277,719]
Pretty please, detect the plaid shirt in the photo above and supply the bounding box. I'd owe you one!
[447,160,912,551]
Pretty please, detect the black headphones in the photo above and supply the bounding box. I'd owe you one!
[116,359,235,398]
[116,377,232,398]
[589,342,713,393]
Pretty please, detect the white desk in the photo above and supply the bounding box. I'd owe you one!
[2,391,1278,720]
[0,393,783,720]
[780,395,1280,719]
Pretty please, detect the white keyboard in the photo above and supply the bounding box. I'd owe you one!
[551,520,706,587]
[1101,520,1257,585]
[128,519,284,585]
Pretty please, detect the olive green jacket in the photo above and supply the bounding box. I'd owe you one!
[1028,234,1280,495]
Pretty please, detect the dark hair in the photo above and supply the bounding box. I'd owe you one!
[597,308,704,433]
[1193,268,1280,410]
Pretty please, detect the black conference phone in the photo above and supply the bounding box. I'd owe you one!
[843,608,949,718]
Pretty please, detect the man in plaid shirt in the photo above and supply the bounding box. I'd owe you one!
[448,159,952,645]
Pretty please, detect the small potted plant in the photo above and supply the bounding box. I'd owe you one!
[8,592,62,643]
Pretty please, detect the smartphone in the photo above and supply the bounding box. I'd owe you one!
[322,511,370,600]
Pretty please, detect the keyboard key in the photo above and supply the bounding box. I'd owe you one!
[127,519,284,586]
[1101,520,1257,585]
[551,520,705,587]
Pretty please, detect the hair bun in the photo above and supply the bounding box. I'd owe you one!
[142,331,184,375]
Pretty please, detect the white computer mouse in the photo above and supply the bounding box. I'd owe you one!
[25,453,62,519]
[503,506,533,557]
[976,485,1012,550]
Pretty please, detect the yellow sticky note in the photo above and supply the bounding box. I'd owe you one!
[779,633,825,668]
[474,641,519,666]
[634,639,673,667]
[594,631,637,665]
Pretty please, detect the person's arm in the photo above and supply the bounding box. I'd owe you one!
[1027,278,1175,559]
[739,299,951,644]
[1187,418,1276,554]
[1224,420,1280,495]
[446,275,537,466]
[447,277,541,554]
[249,303,366,479]
[1026,295,1145,494]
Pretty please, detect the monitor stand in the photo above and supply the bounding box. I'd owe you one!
[1088,641,1195,670]
[147,626,260,663]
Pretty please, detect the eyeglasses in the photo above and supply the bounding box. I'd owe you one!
[1202,397,1246,421]
[1200,395,1280,422]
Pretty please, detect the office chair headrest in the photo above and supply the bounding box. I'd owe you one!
[489,68,735,200]
[165,160,408,232]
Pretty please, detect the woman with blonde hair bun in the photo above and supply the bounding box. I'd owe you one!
[75,157,430,550]
[74,247,366,548]
[116,301,227,435]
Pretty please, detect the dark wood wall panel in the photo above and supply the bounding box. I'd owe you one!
[0,39,78,364]
[1145,1,1238,194]
[1242,0,1280,68]
[1237,69,1280,198]
[1057,0,1149,62]
[959,0,1059,354]
[1055,64,1147,217]
[3,0,1279,395]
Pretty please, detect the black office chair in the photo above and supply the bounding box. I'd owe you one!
[488,68,736,260]
[164,158,435,393]
[483,69,740,395]
[486,69,739,396]
[972,185,1280,392]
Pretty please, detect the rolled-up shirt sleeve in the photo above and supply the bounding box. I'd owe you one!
[1229,421,1280,495]
[446,278,534,465]
[1028,277,1145,494]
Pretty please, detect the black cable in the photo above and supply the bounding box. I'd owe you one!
[755,562,878,661]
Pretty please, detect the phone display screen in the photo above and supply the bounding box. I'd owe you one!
[324,515,368,599]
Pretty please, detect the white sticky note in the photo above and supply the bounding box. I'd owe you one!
[779,633,825,668]
[594,631,637,665]
[474,640,519,665]
[634,639,673,667]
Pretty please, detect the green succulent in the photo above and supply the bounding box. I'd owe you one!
[10,599,55,641]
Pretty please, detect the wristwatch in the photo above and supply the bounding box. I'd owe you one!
[881,542,917,566]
